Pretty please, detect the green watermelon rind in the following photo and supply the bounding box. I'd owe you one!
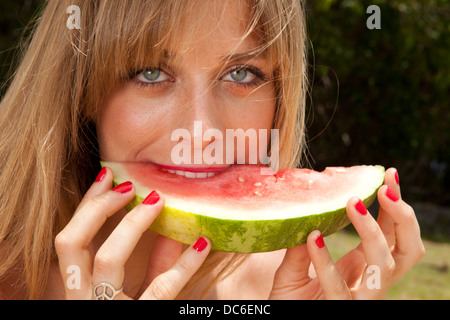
[119,182,380,253]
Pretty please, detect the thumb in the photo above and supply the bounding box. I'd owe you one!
[269,244,311,299]
[137,234,183,297]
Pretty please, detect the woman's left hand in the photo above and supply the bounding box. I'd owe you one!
[269,168,425,300]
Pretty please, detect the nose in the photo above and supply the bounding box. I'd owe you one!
[173,82,225,165]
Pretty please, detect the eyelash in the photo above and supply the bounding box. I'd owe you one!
[129,65,173,89]
[223,64,269,88]
[129,64,269,89]
[133,78,166,90]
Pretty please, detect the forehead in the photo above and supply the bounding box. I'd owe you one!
[166,0,261,61]
[92,0,265,87]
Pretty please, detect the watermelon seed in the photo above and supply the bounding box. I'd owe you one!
[254,182,262,186]
[238,176,245,182]
[254,191,263,196]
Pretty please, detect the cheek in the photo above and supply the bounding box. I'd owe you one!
[220,85,277,163]
[230,85,276,130]
[97,88,169,161]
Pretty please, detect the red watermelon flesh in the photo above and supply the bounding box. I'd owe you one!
[103,161,385,252]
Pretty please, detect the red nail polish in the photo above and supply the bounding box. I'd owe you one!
[395,170,399,185]
[386,186,399,202]
[193,237,208,252]
[95,167,107,182]
[355,199,367,215]
[315,234,325,249]
[142,191,160,205]
[112,181,133,194]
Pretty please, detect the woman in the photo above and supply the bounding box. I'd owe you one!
[0,0,424,300]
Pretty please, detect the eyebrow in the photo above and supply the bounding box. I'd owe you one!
[221,49,267,63]
[162,48,266,63]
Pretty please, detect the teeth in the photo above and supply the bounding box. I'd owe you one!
[168,169,217,179]
[196,172,208,178]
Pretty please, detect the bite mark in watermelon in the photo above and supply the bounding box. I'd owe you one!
[101,161,385,253]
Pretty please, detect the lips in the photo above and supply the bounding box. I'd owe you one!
[154,163,230,179]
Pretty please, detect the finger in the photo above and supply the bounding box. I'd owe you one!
[376,168,400,247]
[335,244,366,288]
[140,237,211,300]
[58,181,135,251]
[55,170,133,298]
[75,166,113,214]
[346,197,395,293]
[307,230,351,300]
[54,242,93,299]
[377,185,425,276]
[92,191,165,294]
[269,244,311,299]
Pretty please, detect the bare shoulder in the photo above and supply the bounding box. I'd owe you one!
[215,249,286,299]
[0,280,26,300]
[0,287,7,300]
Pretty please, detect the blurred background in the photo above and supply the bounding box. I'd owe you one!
[305,0,449,299]
[0,0,449,299]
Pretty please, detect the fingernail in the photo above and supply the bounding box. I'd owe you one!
[142,190,160,205]
[95,167,107,182]
[193,237,208,252]
[386,186,400,202]
[355,199,367,215]
[315,234,325,249]
[395,170,399,185]
[112,181,133,194]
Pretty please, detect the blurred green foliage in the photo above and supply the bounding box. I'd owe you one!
[305,0,450,206]
[0,1,449,206]
[0,0,43,95]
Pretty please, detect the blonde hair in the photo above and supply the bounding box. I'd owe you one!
[0,0,307,299]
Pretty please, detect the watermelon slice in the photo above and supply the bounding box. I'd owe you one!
[102,162,385,253]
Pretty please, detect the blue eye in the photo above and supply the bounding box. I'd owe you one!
[221,65,269,87]
[143,69,161,81]
[224,69,256,83]
[136,68,170,83]
[231,69,249,82]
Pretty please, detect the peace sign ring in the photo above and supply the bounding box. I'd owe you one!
[92,282,123,300]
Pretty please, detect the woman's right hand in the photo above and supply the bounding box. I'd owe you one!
[55,167,211,300]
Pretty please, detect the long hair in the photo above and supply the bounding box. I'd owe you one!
[0,0,308,299]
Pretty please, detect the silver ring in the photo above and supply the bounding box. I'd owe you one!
[92,282,123,300]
